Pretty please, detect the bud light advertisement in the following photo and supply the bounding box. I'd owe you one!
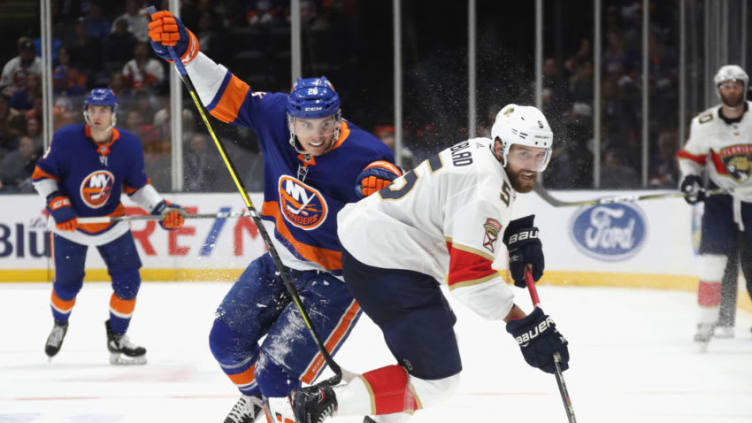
[569,203,648,261]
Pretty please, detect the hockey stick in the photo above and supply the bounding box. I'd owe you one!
[525,267,577,423]
[534,183,731,208]
[147,6,350,386]
[77,211,251,224]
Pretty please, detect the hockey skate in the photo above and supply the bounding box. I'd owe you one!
[224,394,264,423]
[45,321,69,358]
[694,323,715,352]
[291,385,337,423]
[105,320,146,365]
[713,325,734,339]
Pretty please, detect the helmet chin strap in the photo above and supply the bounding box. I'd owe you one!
[286,114,341,156]
[83,109,116,135]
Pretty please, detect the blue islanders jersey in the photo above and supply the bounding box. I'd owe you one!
[199,68,395,275]
[33,124,150,246]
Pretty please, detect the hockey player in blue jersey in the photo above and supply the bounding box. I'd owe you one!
[33,88,186,365]
[149,10,403,423]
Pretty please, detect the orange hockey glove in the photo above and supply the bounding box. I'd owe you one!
[151,200,186,231]
[355,161,403,198]
[46,193,78,232]
[148,10,199,64]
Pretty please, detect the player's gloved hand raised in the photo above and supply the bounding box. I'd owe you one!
[506,308,569,374]
[503,215,544,288]
[148,10,199,64]
[46,193,77,232]
[151,200,186,231]
[355,160,403,199]
[680,174,706,205]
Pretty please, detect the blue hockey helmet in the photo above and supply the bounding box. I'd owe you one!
[286,76,340,119]
[83,88,118,129]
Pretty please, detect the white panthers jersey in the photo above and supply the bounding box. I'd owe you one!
[337,138,518,320]
[678,102,752,201]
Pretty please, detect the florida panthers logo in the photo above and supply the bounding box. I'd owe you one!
[80,170,115,208]
[278,175,328,230]
[721,145,752,182]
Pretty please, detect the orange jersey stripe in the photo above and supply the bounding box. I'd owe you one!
[109,293,136,316]
[77,203,126,234]
[123,178,152,195]
[363,160,402,177]
[300,300,360,383]
[261,201,342,271]
[210,75,251,123]
[446,241,498,289]
[51,291,76,312]
[32,165,58,181]
[329,121,351,151]
[227,363,257,386]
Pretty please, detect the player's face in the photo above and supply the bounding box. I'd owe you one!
[505,144,548,193]
[293,115,339,156]
[87,105,114,131]
[719,80,745,107]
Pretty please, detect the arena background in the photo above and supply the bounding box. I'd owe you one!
[0,0,750,316]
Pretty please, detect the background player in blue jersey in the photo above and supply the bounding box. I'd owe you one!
[32,88,186,365]
[149,10,402,423]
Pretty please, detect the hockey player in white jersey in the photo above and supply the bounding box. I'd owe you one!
[291,104,570,423]
[678,64,752,350]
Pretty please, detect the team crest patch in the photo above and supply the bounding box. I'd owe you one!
[720,144,752,182]
[482,218,502,253]
[80,170,114,208]
[278,175,328,230]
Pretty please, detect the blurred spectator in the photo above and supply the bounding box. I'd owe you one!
[601,77,639,163]
[1,37,42,98]
[600,149,640,189]
[25,115,44,152]
[373,124,417,171]
[183,133,222,191]
[52,46,87,96]
[0,95,15,156]
[247,0,284,26]
[67,17,102,75]
[122,42,165,91]
[104,17,138,70]
[9,73,41,116]
[0,135,40,193]
[112,0,149,42]
[52,96,79,130]
[301,0,329,31]
[541,57,571,118]
[569,60,594,104]
[564,38,591,76]
[84,2,112,40]
[649,128,680,188]
[125,109,160,151]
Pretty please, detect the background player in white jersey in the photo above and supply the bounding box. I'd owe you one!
[292,105,570,423]
[148,10,402,423]
[678,64,752,349]
[32,88,186,365]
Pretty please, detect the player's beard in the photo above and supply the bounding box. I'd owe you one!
[720,91,745,108]
[506,167,537,193]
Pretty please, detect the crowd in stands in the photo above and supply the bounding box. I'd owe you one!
[0,0,684,193]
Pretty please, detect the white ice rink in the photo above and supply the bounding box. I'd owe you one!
[1,282,751,423]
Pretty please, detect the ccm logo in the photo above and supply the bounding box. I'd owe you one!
[508,229,538,244]
[514,316,554,346]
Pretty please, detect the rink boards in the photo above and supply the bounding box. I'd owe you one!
[0,191,749,311]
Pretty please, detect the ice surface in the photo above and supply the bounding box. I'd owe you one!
[1,282,751,422]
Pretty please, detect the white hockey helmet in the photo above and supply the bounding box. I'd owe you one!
[491,104,554,171]
[714,64,748,106]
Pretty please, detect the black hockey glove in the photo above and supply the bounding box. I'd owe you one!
[502,215,544,288]
[506,308,569,374]
[680,174,705,205]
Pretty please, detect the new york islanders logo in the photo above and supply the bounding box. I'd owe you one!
[278,175,328,230]
[79,170,115,208]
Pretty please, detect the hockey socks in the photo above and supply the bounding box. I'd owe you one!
[334,365,418,416]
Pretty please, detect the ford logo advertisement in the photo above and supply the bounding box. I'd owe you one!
[569,203,648,261]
